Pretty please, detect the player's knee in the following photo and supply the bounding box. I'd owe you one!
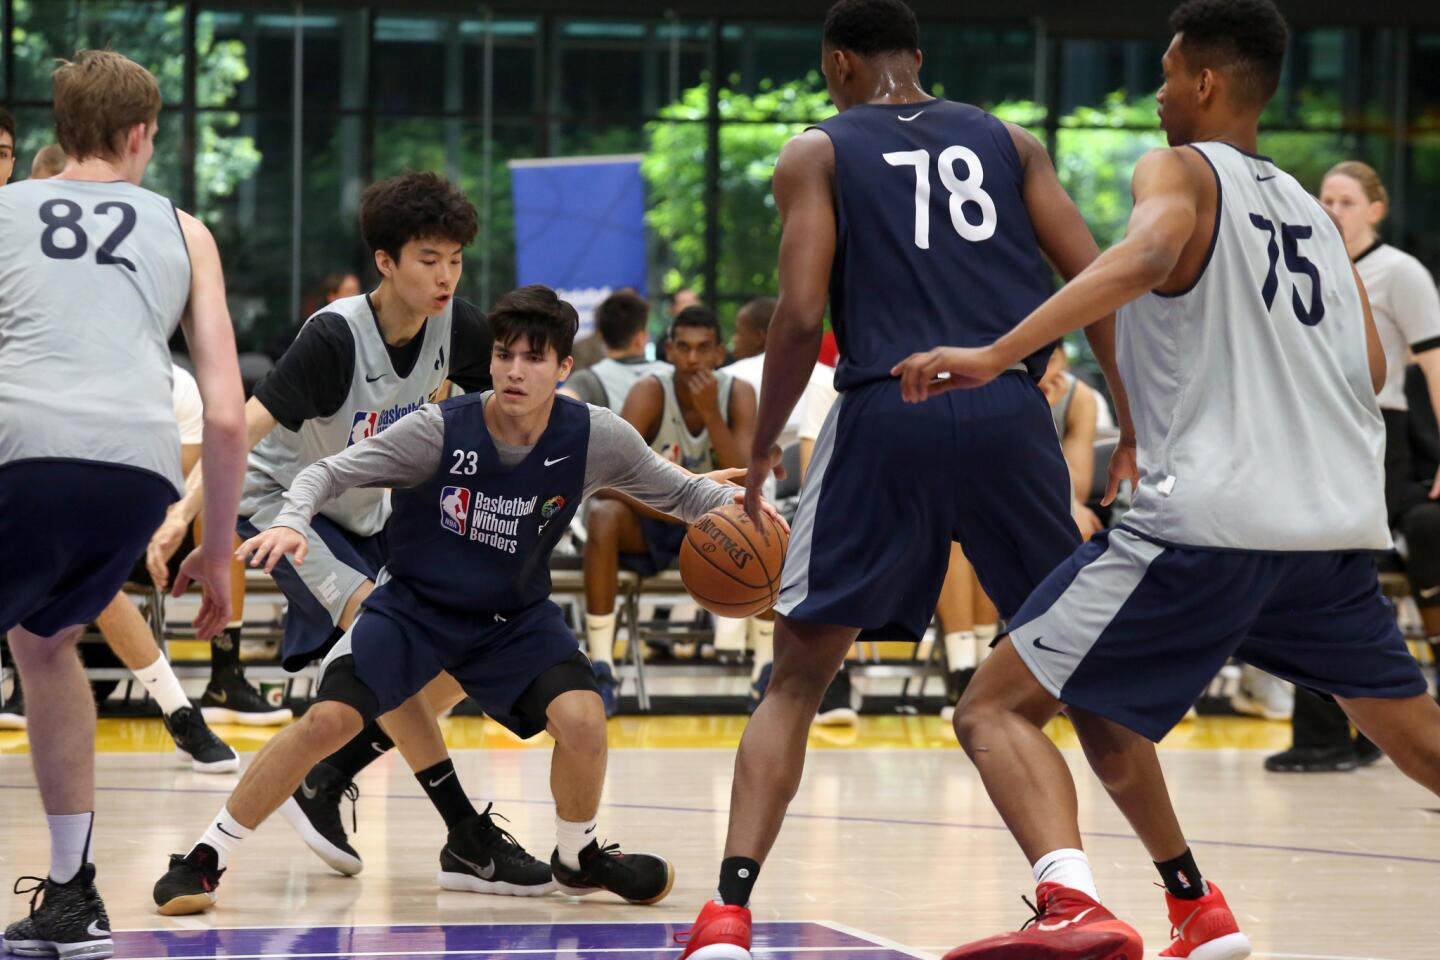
[586,499,626,541]
[298,701,364,753]
[546,691,608,753]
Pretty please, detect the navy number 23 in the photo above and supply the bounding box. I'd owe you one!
[1249,213,1323,326]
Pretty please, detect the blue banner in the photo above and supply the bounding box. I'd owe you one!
[509,155,647,339]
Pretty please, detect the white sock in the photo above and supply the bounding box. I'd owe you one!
[48,812,93,883]
[944,631,978,671]
[586,613,616,666]
[975,624,998,663]
[133,653,191,716]
[1032,848,1098,901]
[713,616,747,653]
[555,815,598,870]
[748,619,775,683]
[198,805,253,870]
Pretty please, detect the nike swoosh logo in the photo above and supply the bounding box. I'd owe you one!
[544,456,570,466]
[1037,906,1095,931]
[300,779,318,800]
[371,740,390,754]
[86,921,110,938]
[898,111,925,122]
[428,769,456,788]
[448,848,497,880]
[366,373,385,382]
[1032,636,1066,654]
[210,689,228,704]
[1256,174,1277,182]
[216,823,242,840]
[584,825,596,834]
[1421,585,1440,599]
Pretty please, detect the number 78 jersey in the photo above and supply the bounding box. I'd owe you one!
[813,99,1055,391]
[1117,141,1389,551]
[0,179,191,492]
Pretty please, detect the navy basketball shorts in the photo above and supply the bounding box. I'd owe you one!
[1008,526,1430,742]
[620,515,689,577]
[776,372,1080,640]
[238,506,388,671]
[0,460,175,637]
[317,577,588,738]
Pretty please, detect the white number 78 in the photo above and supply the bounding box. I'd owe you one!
[883,146,997,248]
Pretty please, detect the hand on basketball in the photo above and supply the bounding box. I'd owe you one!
[1102,436,1140,507]
[173,546,233,640]
[146,509,190,591]
[235,524,309,574]
[891,346,1004,403]
[742,445,789,532]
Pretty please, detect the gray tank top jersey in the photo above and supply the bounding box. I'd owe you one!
[1116,141,1388,551]
[590,357,673,410]
[246,294,452,535]
[0,179,191,491]
[1051,377,1077,441]
[651,371,733,473]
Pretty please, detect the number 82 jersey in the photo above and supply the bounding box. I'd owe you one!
[0,179,191,493]
[813,98,1055,391]
[1117,141,1389,551]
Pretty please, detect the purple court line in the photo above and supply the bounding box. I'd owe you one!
[0,781,1436,868]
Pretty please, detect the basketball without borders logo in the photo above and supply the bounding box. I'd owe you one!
[439,486,471,536]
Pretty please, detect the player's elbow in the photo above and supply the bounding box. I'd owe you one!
[203,408,248,455]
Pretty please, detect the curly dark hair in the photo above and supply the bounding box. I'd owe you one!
[595,290,651,350]
[0,107,15,143]
[1169,0,1288,107]
[823,0,919,58]
[489,285,579,361]
[360,171,478,262]
[669,304,720,343]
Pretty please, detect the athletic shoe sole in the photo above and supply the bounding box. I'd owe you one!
[174,748,240,775]
[154,890,217,917]
[0,715,27,730]
[813,707,858,727]
[3,936,115,959]
[201,706,293,726]
[943,926,1140,960]
[554,856,675,905]
[436,871,557,897]
[278,796,363,876]
[682,945,752,960]
[1172,932,1252,960]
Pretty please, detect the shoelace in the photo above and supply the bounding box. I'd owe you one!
[13,876,47,917]
[342,782,360,835]
[475,803,541,866]
[1017,894,1047,932]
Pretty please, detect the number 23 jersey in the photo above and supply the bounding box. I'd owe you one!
[0,179,191,492]
[1117,141,1388,551]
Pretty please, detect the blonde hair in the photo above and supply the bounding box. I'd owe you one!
[1325,161,1389,211]
[52,50,161,162]
[30,144,67,179]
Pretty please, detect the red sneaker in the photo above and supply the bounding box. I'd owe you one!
[674,901,752,960]
[943,883,1143,960]
[1160,882,1252,959]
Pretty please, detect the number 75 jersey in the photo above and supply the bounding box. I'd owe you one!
[813,99,1055,391]
[1117,141,1389,551]
[0,179,191,493]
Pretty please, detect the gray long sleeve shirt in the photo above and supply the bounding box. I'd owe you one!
[273,397,737,532]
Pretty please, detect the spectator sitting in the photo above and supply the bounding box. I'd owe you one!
[30,144,67,180]
[721,297,835,448]
[582,305,756,715]
[562,290,672,410]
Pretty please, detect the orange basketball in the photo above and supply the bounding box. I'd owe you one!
[680,502,790,618]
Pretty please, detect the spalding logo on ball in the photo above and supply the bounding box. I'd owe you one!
[680,503,789,618]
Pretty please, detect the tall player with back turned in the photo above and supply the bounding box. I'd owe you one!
[676,3,1253,960]
[893,1,1440,957]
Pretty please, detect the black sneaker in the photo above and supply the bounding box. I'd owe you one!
[940,667,976,722]
[1263,744,1359,772]
[5,865,112,959]
[592,661,619,718]
[550,839,674,905]
[278,762,362,875]
[0,676,25,730]
[200,672,292,726]
[814,668,858,727]
[152,845,223,916]
[438,804,555,896]
[163,706,240,774]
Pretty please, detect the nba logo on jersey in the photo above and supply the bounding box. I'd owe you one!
[439,486,471,536]
[349,411,379,447]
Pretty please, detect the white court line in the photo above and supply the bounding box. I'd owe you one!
[815,921,938,960]
[117,949,899,960]
[137,920,823,934]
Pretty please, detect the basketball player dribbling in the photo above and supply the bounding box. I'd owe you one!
[895,1,1440,957]
[676,3,1248,959]
[0,51,247,960]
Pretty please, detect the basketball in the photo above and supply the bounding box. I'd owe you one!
[680,502,789,618]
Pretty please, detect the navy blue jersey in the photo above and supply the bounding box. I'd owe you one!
[815,99,1054,389]
[385,393,589,614]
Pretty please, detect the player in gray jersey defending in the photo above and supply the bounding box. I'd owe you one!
[0,51,246,960]
[147,172,554,895]
[897,2,1440,958]
[152,285,786,914]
